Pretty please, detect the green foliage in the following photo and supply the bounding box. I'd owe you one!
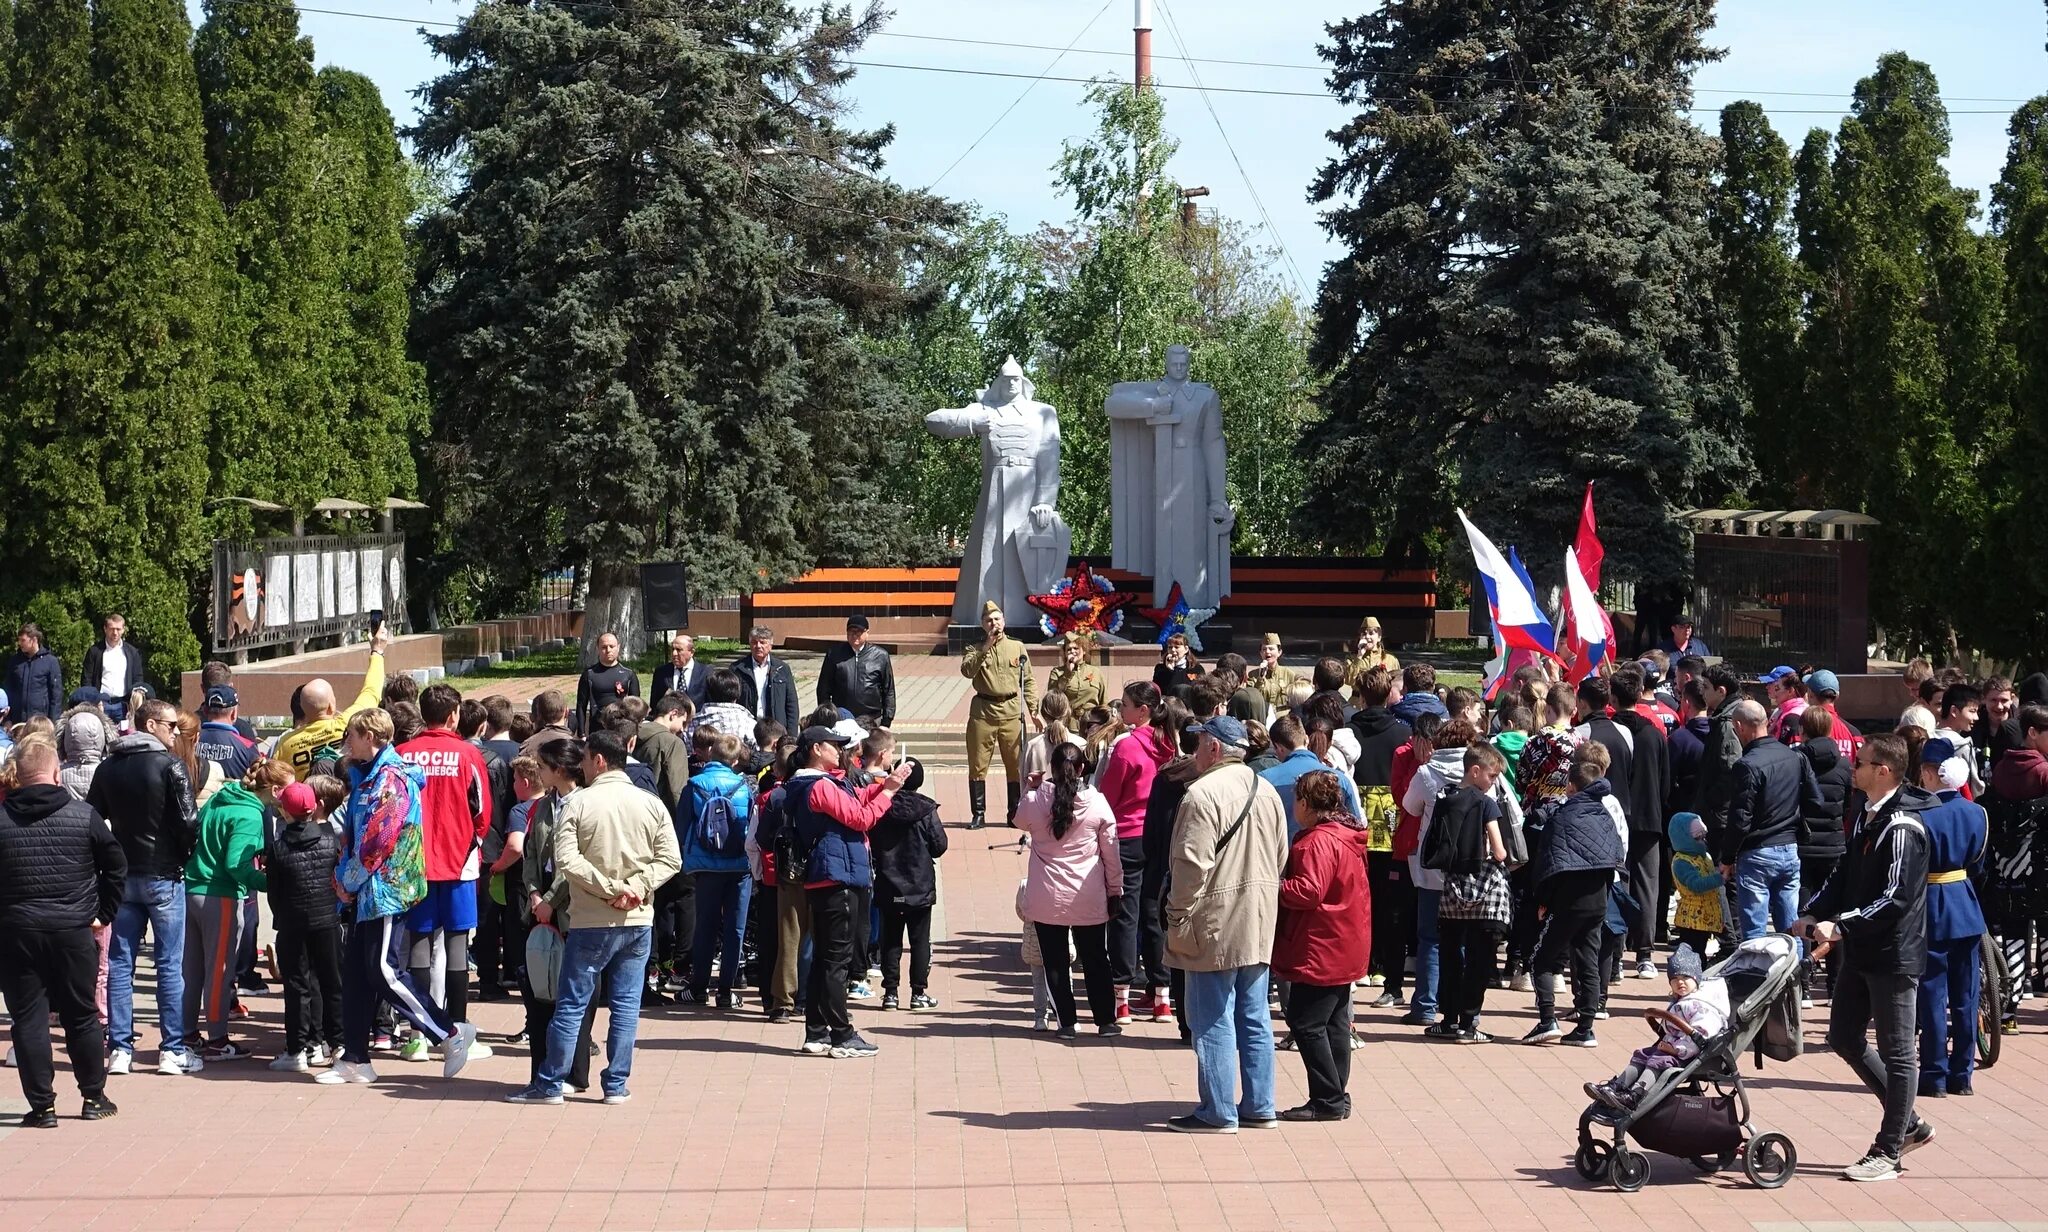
[1984,97,2048,656]
[1712,102,1803,504]
[0,0,217,686]
[1305,0,1744,590]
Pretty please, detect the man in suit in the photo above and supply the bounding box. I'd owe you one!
[81,614,147,723]
[650,634,708,710]
[732,626,799,735]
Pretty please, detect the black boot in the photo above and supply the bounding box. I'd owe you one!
[968,781,987,830]
[1006,780,1021,826]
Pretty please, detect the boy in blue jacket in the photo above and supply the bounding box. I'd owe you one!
[681,732,755,1008]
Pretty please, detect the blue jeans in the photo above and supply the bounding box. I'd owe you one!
[689,871,753,995]
[539,926,651,1098]
[1183,965,1277,1128]
[107,876,188,1055]
[1735,843,1802,954]
[1411,888,1442,1016]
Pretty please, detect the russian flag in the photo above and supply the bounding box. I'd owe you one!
[1457,509,1557,658]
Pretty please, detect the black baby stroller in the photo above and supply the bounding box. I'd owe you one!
[1573,934,1804,1191]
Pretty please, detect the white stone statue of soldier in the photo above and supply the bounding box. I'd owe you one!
[1105,344,1234,609]
[924,356,1072,628]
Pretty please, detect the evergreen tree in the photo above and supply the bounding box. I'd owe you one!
[312,67,424,505]
[1304,1,1743,590]
[195,0,342,517]
[414,1,949,646]
[1712,102,1804,502]
[0,0,218,681]
[1984,97,2048,655]
[1788,55,2013,651]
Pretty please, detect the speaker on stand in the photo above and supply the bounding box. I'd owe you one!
[639,562,690,632]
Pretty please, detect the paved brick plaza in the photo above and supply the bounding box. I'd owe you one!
[8,655,2048,1231]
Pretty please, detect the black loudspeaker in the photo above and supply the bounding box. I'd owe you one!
[640,562,690,632]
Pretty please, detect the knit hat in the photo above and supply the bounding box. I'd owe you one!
[1668,944,1704,983]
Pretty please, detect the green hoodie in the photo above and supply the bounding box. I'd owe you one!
[184,780,268,899]
[1492,729,1530,791]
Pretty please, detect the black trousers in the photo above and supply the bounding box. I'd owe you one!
[1033,922,1115,1029]
[1506,867,1541,973]
[876,900,933,994]
[851,885,873,975]
[653,873,695,972]
[1828,966,1923,1159]
[277,923,344,1055]
[0,926,106,1111]
[1532,908,1604,1024]
[1107,838,1145,986]
[1626,830,1665,959]
[1799,856,1842,994]
[520,962,593,1089]
[1437,918,1504,1025]
[475,876,512,990]
[1284,981,1353,1115]
[1367,852,1411,993]
[1138,833,1172,989]
[805,886,857,1043]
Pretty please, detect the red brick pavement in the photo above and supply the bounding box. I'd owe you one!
[9,775,2048,1230]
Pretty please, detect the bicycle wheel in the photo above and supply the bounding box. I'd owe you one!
[1979,932,2005,1070]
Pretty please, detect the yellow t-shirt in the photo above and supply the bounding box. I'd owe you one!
[275,653,386,781]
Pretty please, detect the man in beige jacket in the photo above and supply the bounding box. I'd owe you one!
[1165,715,1290,1133]
[506,729,679,1106]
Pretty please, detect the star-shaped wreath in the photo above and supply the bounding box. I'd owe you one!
[1139,581,1218,651]
[1027,562,1133,639]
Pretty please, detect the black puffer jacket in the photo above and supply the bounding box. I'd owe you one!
[0,784,126,929]
[1797,737,1851,862]
[1530,779,1625,894]
[264,819,342,931]
[85,733,197,880]
[870,786,948,908]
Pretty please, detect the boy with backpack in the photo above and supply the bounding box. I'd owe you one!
[681,732,756,1009]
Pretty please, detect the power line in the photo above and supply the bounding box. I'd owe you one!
[924,0,1113,192]
[1154,0,1311,297]
[231,1,2030,116]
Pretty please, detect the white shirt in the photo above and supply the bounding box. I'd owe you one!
[99,643,128,700]
[751,657,771,716]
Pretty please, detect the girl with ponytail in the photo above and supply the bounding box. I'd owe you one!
[1015,742,1123,1040]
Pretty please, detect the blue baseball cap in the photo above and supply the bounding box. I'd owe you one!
[1185,715,1249,751]
[1804,669,1841,696]
[1758,665,1800,686]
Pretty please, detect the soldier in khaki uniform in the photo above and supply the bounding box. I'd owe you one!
[1045,631,1108,715]
[1346,616,1401,696]
[963,600,1038,830]
[1249,632,1298,713]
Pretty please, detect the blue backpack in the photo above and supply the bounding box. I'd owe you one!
[694,782,749,859]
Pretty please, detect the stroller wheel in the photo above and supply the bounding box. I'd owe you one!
[1574,1139,1612,1182]
[1743,1132,1796,1189]
[1610,1147,1650,1192]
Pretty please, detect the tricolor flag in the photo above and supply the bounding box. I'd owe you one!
[1456,509,1557,659]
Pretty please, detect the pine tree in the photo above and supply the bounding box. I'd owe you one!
[1789,55,2013,651]
[0,0,219,681]
[195,0,343,517]
[1983,97,2048,656]
[1304,1,1743,590]
[312,67,424,505]
[1712,102,1804,502]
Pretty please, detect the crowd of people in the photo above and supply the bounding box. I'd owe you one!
[0,607,2033,1181]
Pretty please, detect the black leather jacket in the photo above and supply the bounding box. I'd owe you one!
[819,643,896,727]
[84,733,198,880]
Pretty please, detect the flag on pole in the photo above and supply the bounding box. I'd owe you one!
[1456,509,1557,658]
[1559,482,1616,677]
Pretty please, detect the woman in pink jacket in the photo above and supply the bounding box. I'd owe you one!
[1017,742,1124,1040]
[1097,680,1177,1021]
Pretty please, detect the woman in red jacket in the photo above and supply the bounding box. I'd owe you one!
[1274,770,1372,1121]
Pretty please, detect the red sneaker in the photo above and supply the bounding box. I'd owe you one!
[1152,997,1175,1023]
[1114,1001,1132,1024]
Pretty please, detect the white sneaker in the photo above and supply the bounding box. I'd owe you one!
[108,1049,132,1076]
[307,1045,332,1067]
[3,1046,15,1067]
[314,1058,377,1085]
[442,1023,478,1079]
[268,1051,310,1073]
[1634,962,1658,980]
[466,1039,494,1061]
[158,1050,202,1075]
[865,966,883,982]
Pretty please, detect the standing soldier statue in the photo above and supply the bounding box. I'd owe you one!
[1046,631,1108,715]
[962,600,1039,830]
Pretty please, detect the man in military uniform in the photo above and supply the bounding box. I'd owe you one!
[1347,616,1401,695]
[1249,633,1298,714]
[1046,631,1107,715]
[963,601,1039,830]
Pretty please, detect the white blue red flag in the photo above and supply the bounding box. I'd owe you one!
[1457,509,1557,659]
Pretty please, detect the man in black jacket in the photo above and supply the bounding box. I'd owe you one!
[819,615,895,727]
[80,614,147,723]
[574,632,640,736]
[85,699,200,1077]
[0,737,127,1125]
[1797,733,1938,1182]
[2,623,63,723]
[1720,699,1823,944]
[1610,665,1670,978]
[732,626,800,735]
[1347,664,1412,1007]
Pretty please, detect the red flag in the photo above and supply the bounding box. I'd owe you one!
[1575,481,1603,593]
[1560,482,1615,678]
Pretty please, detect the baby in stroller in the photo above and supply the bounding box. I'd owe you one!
[1584,945,1729,1111]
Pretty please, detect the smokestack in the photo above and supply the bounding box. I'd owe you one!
[1134,0,1152,94]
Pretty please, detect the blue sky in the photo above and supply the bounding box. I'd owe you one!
[254,0,2048,295]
